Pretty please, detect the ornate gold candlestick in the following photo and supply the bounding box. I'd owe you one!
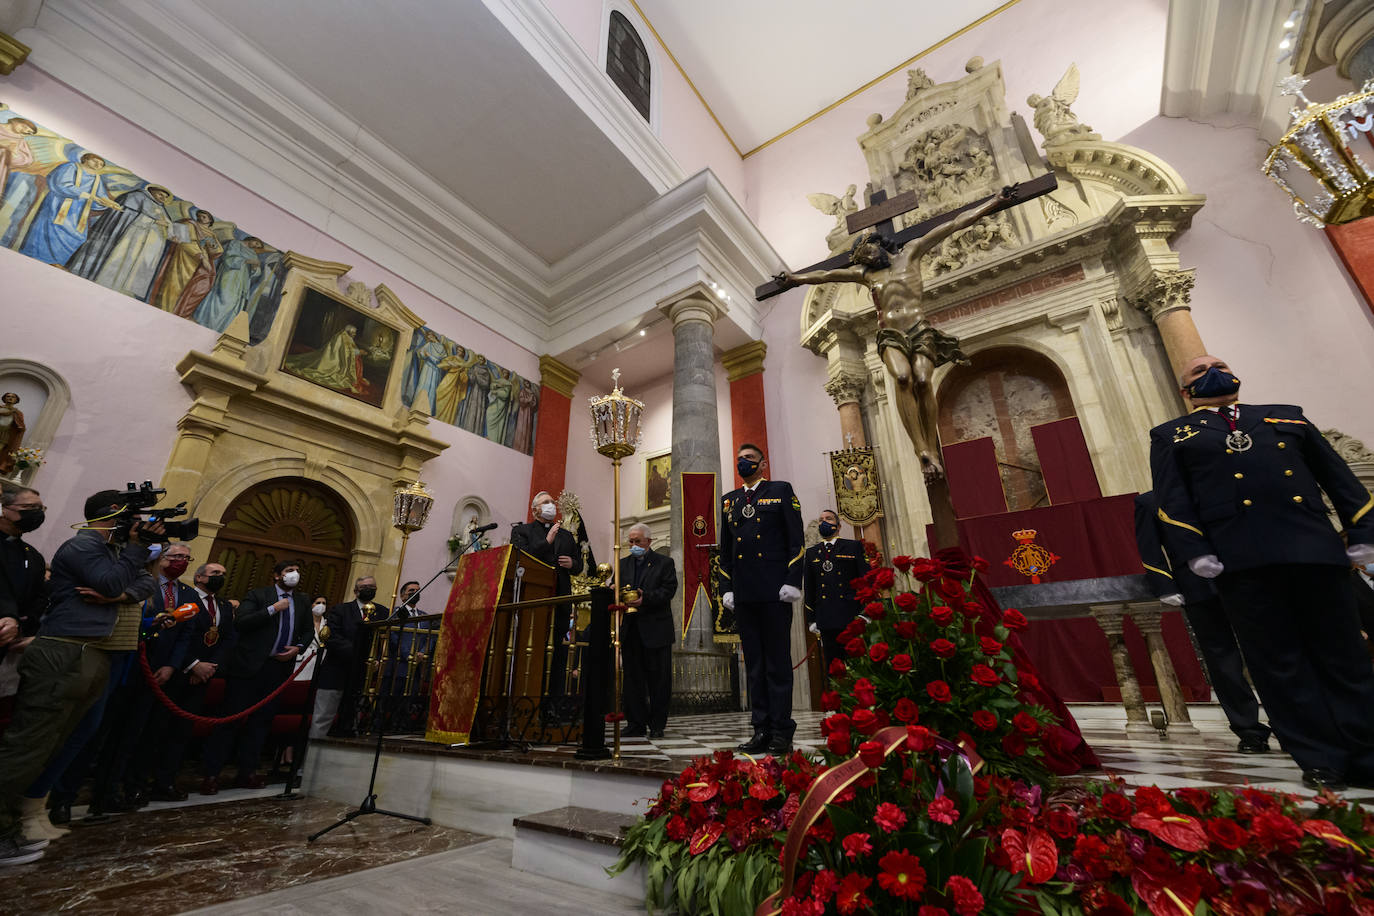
[388,481,434,617]
[587,368,643,759]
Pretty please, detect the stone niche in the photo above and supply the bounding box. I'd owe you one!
[802,60,1206,557]
[161,254,448,589]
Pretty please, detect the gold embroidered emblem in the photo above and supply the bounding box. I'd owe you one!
[1172,425,1200,443]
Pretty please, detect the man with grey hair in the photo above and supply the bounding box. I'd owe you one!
[312,575,388,738]
[618,524,677,739]
[512,491,583,702]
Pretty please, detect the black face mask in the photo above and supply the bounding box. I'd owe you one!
[357,587,378,603]
[737,456,761,479]
[818,521,838,538]
[12,508,44,533]
[204,574,225,593]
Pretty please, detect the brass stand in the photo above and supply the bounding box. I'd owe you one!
[610,456,624,759]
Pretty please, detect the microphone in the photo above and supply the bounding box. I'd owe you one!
[473,522,499,534]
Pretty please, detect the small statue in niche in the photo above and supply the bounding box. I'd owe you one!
[1027,64,1101,144]
[0,392,25,476]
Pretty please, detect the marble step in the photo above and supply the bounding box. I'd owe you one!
[511,806,645,901]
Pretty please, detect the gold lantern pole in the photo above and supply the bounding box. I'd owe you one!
[389,481,435,615]
[587,368,644,759]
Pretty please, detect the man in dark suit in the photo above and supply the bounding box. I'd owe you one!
[719,443,805,755]
[0,485,47,663]
[200,560,308,794]
[311,575,388,738]
[803,509,867,679]
[1150,354,1374,791]
[618,524,677,739]
[511,491,584,700]
[1134,491,1269,754]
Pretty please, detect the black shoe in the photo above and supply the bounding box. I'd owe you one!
[766,735,793,756]
[1236,738,1270,754]
[98,794,134,814]
[148,784,188,802]
[1302,769,1348,792]
[0,834,44,867]
[648,729,665,740]
[48,802,71,827]
[737,730,771,754]
[622,725,647,738]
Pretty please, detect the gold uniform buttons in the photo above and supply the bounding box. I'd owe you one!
[1226,449,1234,455]
[1233,472,1244,479]
[1278,442,1286,449]
[1284,470,1293,477]
[1242,499,1253,506]
[1292,496,1303,503]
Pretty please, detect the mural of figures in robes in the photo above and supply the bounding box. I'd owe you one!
[399,325,539,455]
[282,288,397,407]
[67,183,173,300]
[195,235,263,331]
[19,150,120,265]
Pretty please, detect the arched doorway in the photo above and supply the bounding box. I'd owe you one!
[938,347,1076,511]
[209,478,356,604]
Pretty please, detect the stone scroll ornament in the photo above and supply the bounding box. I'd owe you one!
[1003,527,1060,584]
[829,446,883,527]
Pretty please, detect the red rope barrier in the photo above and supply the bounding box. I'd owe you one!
[137,641,318,727]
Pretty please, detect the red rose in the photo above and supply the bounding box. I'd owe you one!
[893,592,918,613]
[854,585,877,603]
[945,875,984,916]
[908,558,944,582]
[870,569,895,589]
[1251,811,1303,852]
[905,725,935,752]
[827,732,852,755]
[841,618,866,640]
[819,690,841,711]
[1001,732,1027,756]
[971,555,990,572]
[893,620,917,639]
[820,713,850,736]
[933,577,964,601]
[865,602,886,620]
[926,680,952,703]
[970,664,1001,687]
[960,600,983,618]
[1100,792,1133,819]
[858,741,885,768]
[877,849,927,901]
[893,697,920,723]
[890,653,913,674]
[929,605,955,627]
[891,555,914,572]
[1002,608,1028,630]
[1012,711,1040,735]
[979,636,1003,656]
[971,710,998,731]
[828,658,847,677]
[851,709,881,735]
[1042,806,1078,839]
[1205,816,1247,850]
[930,638,957,659]
[844,638,866,658]
[869,642,890,663]
[852,678,877,706]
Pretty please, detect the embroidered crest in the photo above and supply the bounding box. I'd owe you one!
[1172,425,1201,443]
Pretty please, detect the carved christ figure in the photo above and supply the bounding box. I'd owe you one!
[774,185,1016,483]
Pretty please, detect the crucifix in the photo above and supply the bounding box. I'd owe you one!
[756,174,1056,549]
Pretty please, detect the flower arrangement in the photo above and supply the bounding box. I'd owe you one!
[11,446,43,470]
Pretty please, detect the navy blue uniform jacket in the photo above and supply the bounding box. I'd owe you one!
[718,479,805,603]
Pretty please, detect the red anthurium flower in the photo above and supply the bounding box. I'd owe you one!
[891,555,914,572]
[927,796,958,825]
[893,697,920,724]
[930,638,957,659]
[841,831,873,859]
[1131,865,1201,916]
[1000,828,1056,884]
[971,710,998,731]
[834,874,872,915]
[688,822,723,855]
[929,605,955,626]
[873,802,907,833]
[890,653,913,673]
[945,875,984,916]
[1302,818,1366,853]
[686,782,718,803]
[877,849,927,900]
[858,740,885,768]
[1129,811,1209,852]
[926,680,952,703]
[748,780,778,801]
[869,642,890,663]
[980,636,1003,656]
[893,592,918,613]
[853,678,877,706]
[970,664,1001,687]
[1002,608,1029,630]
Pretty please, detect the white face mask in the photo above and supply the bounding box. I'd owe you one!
[539,503,557,521]
[282,571,301,588]
[312,603,326,617]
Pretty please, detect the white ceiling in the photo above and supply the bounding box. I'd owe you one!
[635,0,1012,153]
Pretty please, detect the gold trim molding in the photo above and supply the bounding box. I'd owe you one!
[721,341,767,382]
[0,32,30,76]
[538,355,581,398]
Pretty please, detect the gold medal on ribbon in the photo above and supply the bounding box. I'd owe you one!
[203,626,219,647]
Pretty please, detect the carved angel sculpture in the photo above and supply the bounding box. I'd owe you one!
[806,184,859,234]
[1027,64,1100,144]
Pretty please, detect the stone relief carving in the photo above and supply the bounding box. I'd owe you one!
[1127,268,1196,323]
[824,370,868,407]
[1027,64,1101,144]
[923,211,1019,278]
[1040,193,1079,227]
[1322,429,1374,470]
[905,68,936,99]
[895,124,996,215]
[806,185,858,234]
[1098,297,1124,331]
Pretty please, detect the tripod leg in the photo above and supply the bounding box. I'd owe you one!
[373,807,433,825]
[307,808,364,843]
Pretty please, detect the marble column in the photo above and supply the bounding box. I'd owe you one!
[526,355,580,509]
[823,368,882,546]
[1128,603,1201,738]
[1090,603,1155,738]
[1128,268,1205,379]
[721,341,769,491]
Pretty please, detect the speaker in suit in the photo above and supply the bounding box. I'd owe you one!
[619,530,678,738]
[803,513,868,680]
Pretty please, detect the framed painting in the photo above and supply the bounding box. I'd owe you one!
[281,287,397,407]
[644,450,671,511]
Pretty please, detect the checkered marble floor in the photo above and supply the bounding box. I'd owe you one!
[536,705,1374,803]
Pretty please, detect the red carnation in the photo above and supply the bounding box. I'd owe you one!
[892,555,914,572]
[917,908,950,916]
[869,642,890,663]
[927,796,958,825]
[971,710,998,731]
[893,697,920,724]
[851,709,881,735]
[893,620,917,639]
[1002,608,1028,630]
[858,741,885,768]
[871,569,895,589]
[930,638,957,658]
[926,680,952,703]
[853,678,877,706]
[980,636,1003,656]
[844,638,866,658]
[929,605,955,627]
[665,815,688,841]
[877,849,926,900]
[1001,732,1027,756]
[873,802,907,833]
[834,874,872,915]
[1100,792,1133,819]
[828,658,847,677]
[906,725,935,751]
[819,690,841,711]
[841,831,873,859]
[970,664,1001,687]
[945,875,984,916]
[893,592,918,613]
[1012,711,1040,735]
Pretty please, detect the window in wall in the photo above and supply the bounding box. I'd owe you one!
[607,11,651,121]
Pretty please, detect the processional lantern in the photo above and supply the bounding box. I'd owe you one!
[1264,75,1374,226]
[388,480,434,611]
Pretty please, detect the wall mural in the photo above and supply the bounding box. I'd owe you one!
[401,327,539,455]
[0,103,288,343]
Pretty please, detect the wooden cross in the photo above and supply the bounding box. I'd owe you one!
[754,172,1057,301]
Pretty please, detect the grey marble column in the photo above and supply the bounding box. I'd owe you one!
[1090,603,1156,739]
[1128,604,1201,738]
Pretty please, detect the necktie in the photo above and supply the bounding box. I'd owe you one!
[163,580,176,610]
[205,594,217,625]
[274,593,292,654]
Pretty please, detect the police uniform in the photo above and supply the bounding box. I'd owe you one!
[1150,403,1374,779]
[1133,491,1267,748]
[803,536,867,677]
[719,478,804,742]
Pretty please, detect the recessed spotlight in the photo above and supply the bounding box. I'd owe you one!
[1279,36,1292,49]
[638,329,646,336]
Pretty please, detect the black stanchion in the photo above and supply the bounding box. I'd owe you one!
[575,587,613,760]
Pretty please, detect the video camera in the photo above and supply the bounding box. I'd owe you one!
[113,481,201,543]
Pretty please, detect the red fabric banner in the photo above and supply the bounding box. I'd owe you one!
[425,545,513,744]
[1031,417,1102,504]
[1017,612,1208,703]
[680,471,717,640]
[943,437,1007,518]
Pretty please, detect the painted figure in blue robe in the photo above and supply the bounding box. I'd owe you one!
[194,236,263,332]
[402,328,448,415]
[19,152,120,265]
[245,240,285,343]
[65,184,174,300]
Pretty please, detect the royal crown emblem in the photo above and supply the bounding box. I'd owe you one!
[1004,528,1060,584]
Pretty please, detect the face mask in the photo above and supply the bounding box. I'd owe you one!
[11,508,44,533]
[737,456,761,479]
[629,544,647,557]
[818,521,838,538]
[539,503,557,521]
[205,574,225,593]
[1365,564,1374,576]
[357,586,377,602]
[1185,367,1240,399]
[164,558,189,578]
[145,542,162,558]
[281,571,301,588]
[312,602,327,617]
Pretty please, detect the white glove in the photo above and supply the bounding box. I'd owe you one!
[1347,544,1374,566]
[1158,593,1185,607]
[808,622,820,635]
[779,585,802,603]
[1188,555,1225,579]
[722,591,734,611]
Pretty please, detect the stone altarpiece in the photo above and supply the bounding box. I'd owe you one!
[160,254,448,596]
[801,61,1207,557]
